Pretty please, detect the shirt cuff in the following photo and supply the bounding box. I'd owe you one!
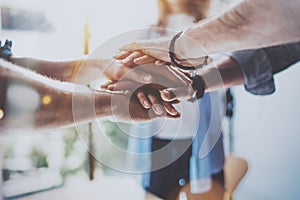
[229,49,275,95]
[190,178,212,194]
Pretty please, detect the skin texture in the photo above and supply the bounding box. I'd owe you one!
[112,51,245,104]
[8,55,186,115]
[0,59,179,132]
[8,56,153,85]
[118,0,300,63]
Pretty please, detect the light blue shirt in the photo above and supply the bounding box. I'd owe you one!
[126,92,225,193]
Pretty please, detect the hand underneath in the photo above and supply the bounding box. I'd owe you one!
[110,85,180,122]
[106,51,207,111]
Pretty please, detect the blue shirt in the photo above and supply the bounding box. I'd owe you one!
[231,41,300,95]
[127,91,225,193]
[126,41,300,193]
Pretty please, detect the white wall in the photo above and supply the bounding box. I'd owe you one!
[233,63,300,200]
[1,0,157,59]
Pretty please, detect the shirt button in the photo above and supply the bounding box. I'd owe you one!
[178,178,186,186]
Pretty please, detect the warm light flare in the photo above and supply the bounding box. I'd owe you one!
[42,95,52,105]
[0,109,4,120]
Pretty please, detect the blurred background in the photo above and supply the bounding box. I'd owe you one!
[0,0,300,200]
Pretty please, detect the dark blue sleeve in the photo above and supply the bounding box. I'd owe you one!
[263,42,300,74]
[230,41,300,95]
[230,48,275,95]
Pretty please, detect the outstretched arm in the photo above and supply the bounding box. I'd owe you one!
[9,56,154,85]
[119,0,300,63]
[0,59,173,132]
[177,0,300,58]
[0,59,112,131]
[1,40,155,86]
[9,56,108,83]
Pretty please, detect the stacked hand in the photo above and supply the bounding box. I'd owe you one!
[103,51,206,118]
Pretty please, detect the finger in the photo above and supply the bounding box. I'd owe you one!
[114,66,153,83]
[170,99,180,104]
[134,55,156,65]
[166,112,181,118]
[107,81,138,91]
[137,90,151,109]
[113,50,132,60]
[147,94,164,115]
[107,84,116,91]
[161,101,178,116]
[160,87,193,102]
[165,65,190,86]
[168,66,192,84]
[122,51,144,67]
[101,80,114,89]
[107,84,132,96]
[160,89,177,102]
[155,60,167,65]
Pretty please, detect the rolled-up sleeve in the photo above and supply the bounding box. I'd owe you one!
[229,42,300,95]
[230,49,275,95]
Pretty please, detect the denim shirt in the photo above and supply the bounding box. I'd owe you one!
[127,41,300,193]
[230,41,300,95]
[126,91,225,194]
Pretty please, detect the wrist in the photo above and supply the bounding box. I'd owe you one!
[176,28,206,59]
[169,32,209,70]
[71,88,114,124]
[94,92,113,118]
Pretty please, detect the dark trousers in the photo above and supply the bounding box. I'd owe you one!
[146,137,224,200]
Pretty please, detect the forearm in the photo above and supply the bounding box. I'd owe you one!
[199,56,245,92]
[9,56,84,82]
[34,89,113,130]
[178,0,300,58]
[9,56,112,83]
[0,59,112,131]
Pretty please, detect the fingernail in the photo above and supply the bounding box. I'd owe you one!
[144,100,150,108]
[170,109,178,115]
[155,61,162,65]
[153,104,164,115]
[107,85,114,90]
[143,75,152,82]
[161,90,171,99]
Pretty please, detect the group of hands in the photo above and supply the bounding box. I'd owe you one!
[0,39,206,122]
[98,48,205,121]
